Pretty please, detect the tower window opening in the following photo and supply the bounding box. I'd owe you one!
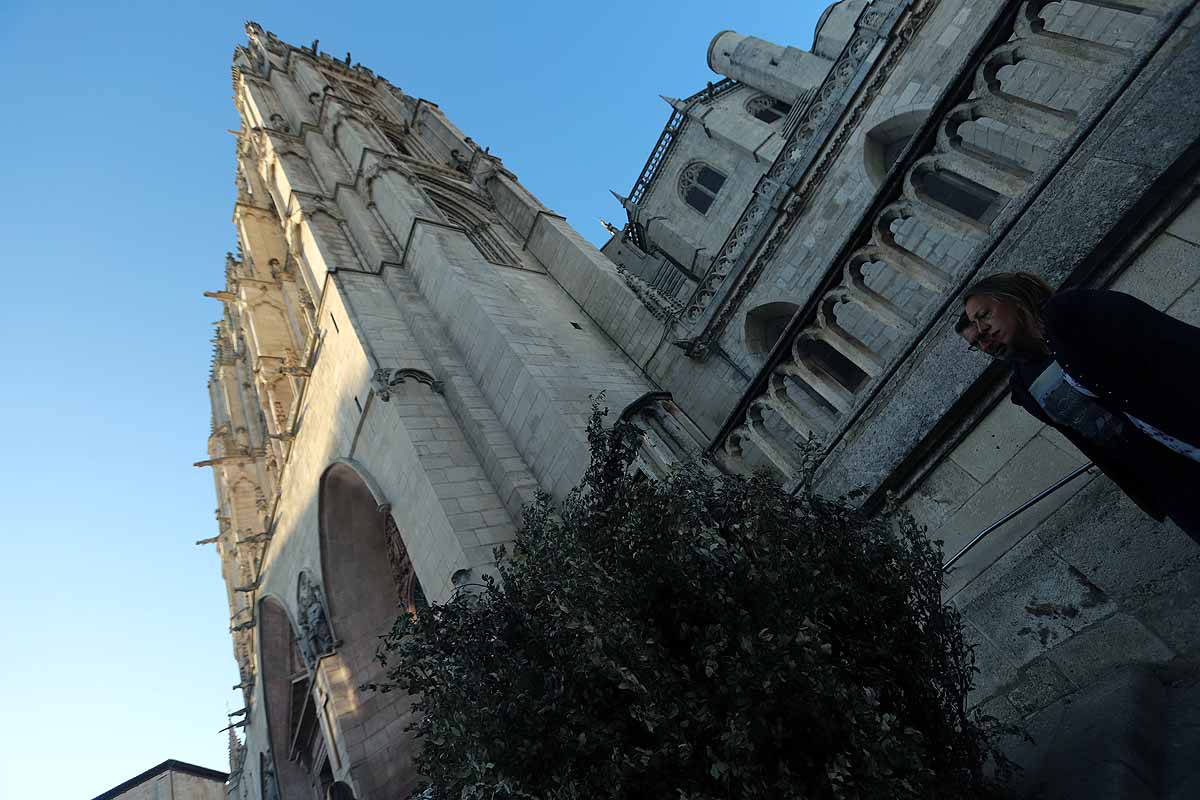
[427,190,517,266]
[864,110,929,187]
[747,94,792,124]
[795,339,869,392]
[383,128,410,157]
[919,169,1005,226]
[745,301,800,354]
[679,162,727,215]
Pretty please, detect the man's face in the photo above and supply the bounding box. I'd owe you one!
[963,294,1023,360]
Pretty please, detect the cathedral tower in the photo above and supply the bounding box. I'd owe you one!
[202,22,681,800]
[204,1,1200,795]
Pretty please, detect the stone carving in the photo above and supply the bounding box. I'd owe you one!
[384,515,426,612]
[271,400,288,428]
[280,347,311,377]
[449,148,473,176]
[616,266,682,322]
[296,572,335,669]
[371,367,443,401]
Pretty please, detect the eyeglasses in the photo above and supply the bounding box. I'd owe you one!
[962,309,992,353]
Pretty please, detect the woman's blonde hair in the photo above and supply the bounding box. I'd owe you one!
[964,272,1053,333]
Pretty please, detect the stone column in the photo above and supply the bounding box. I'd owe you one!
[707,31,832,105]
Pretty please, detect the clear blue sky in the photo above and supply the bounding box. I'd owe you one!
[0,2,820,798]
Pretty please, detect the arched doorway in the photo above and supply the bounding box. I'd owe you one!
[258,596,335,800]
[318,461,424,799]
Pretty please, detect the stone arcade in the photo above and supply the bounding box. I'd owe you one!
[201,2,1200,797]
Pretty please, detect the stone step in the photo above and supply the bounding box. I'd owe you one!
[1003,660,1200,799]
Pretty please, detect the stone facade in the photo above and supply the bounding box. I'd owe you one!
[204,22,662,800]
[202,2,1200,797]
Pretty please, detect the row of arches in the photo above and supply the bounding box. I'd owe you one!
[735,89,1070,376]
[253,461,426,800]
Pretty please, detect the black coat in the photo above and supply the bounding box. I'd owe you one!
[1007,288,1200,520]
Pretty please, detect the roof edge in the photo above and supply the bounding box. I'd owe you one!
[88,759,228,800]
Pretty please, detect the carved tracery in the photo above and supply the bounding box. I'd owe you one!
[678,161,726,215]
[384,515,426,613]
[746,94,793,124]
[424,187,518,266]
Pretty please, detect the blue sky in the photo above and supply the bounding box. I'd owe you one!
[0,2,820,797]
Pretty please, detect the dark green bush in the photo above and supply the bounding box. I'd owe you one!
[372,407,1010,799]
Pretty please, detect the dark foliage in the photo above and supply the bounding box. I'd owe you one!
[371,406,1011,799]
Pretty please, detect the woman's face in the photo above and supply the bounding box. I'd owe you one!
[964,294,1023,360]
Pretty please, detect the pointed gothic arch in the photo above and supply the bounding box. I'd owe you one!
[864,110,929,188]
[256,596,313,800]
[421,184,517,266]
[678,161,727,215]
[316,460,423,798]
[744,301,800,354]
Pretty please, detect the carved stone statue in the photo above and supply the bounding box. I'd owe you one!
[297,572,335,669]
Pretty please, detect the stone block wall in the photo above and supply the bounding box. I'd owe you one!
[904,194,1200,718]
[210,24,673,800]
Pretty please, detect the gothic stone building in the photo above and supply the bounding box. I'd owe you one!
[202,1,1200,797]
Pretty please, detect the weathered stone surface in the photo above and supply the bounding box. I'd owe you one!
[940,437,1095,598]
[1126,557,1200,657]
[947,398,1045,484]
[1112,233,1200,312]
[1167,194,1200,247]
[1006,656,1075,718]
[1033,475,1200,606]
[1047,613,1173,688]
[1005,666,1166,800]
[954,533,1118,667]
[1094,17,1200,172]
[906,456,981,532]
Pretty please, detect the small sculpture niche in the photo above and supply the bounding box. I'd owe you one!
[296,572,335,669]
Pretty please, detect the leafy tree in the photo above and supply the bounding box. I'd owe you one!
[371,406,1011,799]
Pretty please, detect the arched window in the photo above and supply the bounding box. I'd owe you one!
[381,126,411,157]
[795,339,869,393]
[865,110,1004,226]
[426,188,517,266]
[258,598,321,800]
[744,301,799,354]
[746,94,793,124]
[864,111,928,187]
[679,162,727,215]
